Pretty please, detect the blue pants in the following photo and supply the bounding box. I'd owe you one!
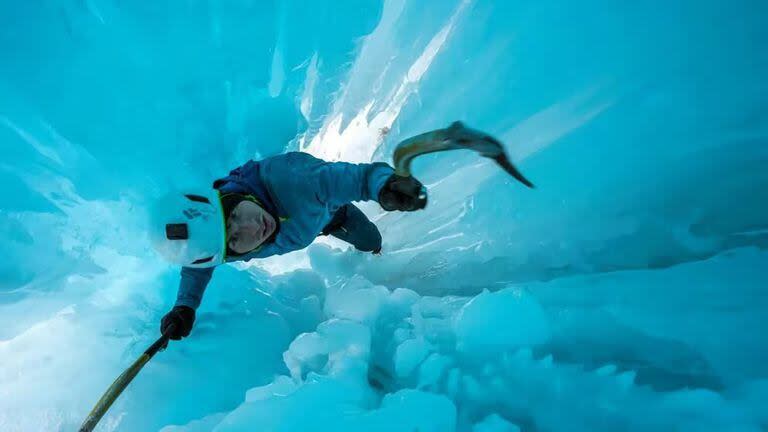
[320,204,382,253]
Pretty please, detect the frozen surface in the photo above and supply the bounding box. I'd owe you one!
[1,1,767,431]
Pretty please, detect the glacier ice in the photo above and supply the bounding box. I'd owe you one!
[1,0,767,431]
[454,288,551,358]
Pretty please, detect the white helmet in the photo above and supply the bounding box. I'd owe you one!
[150,189,226,268]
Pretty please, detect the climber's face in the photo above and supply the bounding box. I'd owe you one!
[226,200,276,254]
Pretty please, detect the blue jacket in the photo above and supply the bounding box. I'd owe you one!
[175,152,394,309]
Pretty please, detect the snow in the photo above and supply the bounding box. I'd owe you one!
[1,0,768,431]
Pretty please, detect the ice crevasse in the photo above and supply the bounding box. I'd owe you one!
[0,1,767,431]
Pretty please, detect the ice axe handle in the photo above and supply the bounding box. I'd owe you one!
[78,325,176,432]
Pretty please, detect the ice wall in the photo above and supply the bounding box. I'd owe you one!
[1,0,767,431]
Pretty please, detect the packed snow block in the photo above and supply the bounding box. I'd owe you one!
[204,380,454,432]
[461,374,484,403]
[245,375,298,402]
[266,270,326,333]
[411,296,467,349]
[324,275,390,325]
[454,287,550,359]
[295,295,324,331]
[390,287,420,304]
[316,319,371,350]
[270,270,327,308]
[355,389,458,432]
[307,243,357,278]
[472,413,521,432]
[417,352,454,390]
[394,337,432,378]
[284,332,329,380]
[388,287,421,314]
[283,318,371,380]
[392,326,414,345]
[214,374,373,432]
[445,368,462,398]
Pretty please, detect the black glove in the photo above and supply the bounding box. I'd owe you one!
[160,306,196,340]
[378,174,428,211]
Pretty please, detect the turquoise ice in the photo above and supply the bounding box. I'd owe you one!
[1,1,767,431]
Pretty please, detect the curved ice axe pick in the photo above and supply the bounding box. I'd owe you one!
[78,325,175,432]
[392,121,535,188]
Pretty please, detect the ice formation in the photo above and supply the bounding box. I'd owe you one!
[1,1,767,431]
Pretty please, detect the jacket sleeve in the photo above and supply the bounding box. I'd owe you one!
[313,160,394,208]
[175,266,215,310]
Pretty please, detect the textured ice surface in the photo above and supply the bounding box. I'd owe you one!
[1,1,767,431]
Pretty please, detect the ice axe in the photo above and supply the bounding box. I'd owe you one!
[392,121,534,188]
[78,325,175,432]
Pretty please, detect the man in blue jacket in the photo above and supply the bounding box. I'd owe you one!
[151,151,426,341]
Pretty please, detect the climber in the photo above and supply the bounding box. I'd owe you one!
[150,151,427,340]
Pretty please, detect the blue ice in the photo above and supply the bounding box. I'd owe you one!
[1,1,767,431]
